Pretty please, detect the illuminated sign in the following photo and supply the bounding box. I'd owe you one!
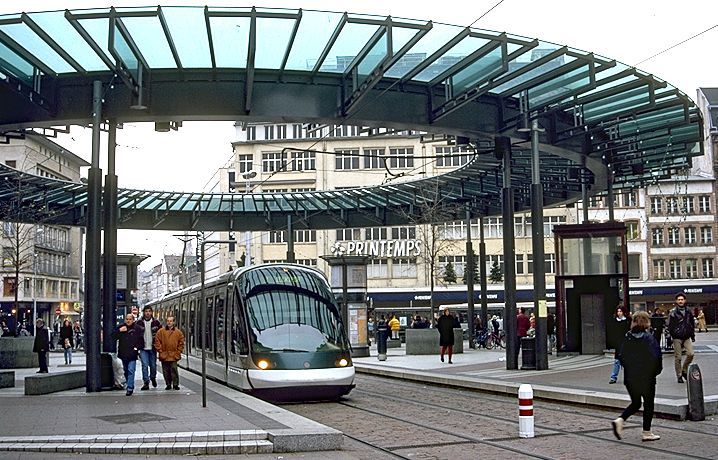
[330,240,422,258]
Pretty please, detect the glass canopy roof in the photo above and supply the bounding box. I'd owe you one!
[0,5,703,230]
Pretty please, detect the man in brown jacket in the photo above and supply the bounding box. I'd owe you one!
[154,316,185,390]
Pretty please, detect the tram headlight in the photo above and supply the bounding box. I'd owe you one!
[337,358,349,367]
[257,359,270,370]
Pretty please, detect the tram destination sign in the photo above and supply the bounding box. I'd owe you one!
[330,239,422,258]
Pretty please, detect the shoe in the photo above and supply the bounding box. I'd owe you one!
[642,431,660,442]
[611,417,624,440]
[125,390,133,396]
[440,356,444,362]
[140,382,150,391]
[608,378,617,384]
[681,371,687,380]
[165,385,172,390]
[448,360,453,364]
[151,378,157,388]
[173,386,180,390]
[677,376,684,383]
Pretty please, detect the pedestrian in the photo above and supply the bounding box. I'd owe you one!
[18,323,30,336]
[612,311,662,442]
[696,308,707,333]
[388,314,400,340]
[515,307,531,363]
[59,319,74,365]
[137,306,162,390]
[32,319,49,373]
[112,313,144,396]
[154,315,185,390]
[650,308,665,347]
[608,306,630,384]
[667,292,695,383]
[491,315,500,336]
[547,313,556,353]
[73,321,83,350]
[437,308,455,363]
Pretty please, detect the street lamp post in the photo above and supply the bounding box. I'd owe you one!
[241,171,257,267]
[32,253,37,330]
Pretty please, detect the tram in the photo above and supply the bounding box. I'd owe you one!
[147,263,355,401]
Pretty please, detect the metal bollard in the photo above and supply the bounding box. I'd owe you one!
[687,363,705,421]
[377,325,389,361]
[518,384,535,438]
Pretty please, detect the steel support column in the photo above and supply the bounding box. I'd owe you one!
[84,80,103,392]
[102,121,118,353]
[286,215,295,263]
[479,215,488,329]
[530,120,548,370]
[499,138,517,370]
[466,209,475,348]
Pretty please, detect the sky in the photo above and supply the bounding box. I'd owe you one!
[3,0,717,270]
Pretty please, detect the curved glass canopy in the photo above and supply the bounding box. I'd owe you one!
[0,6,703,230]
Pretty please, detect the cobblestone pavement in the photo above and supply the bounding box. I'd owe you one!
[281,374,718,460]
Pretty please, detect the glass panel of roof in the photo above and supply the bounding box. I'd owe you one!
[161,7,210,68]
[115,7,158,14]
[255,16,296,69]
[527,64,591,107]
[111,22,139,80]
[413,36,490,82]
[384,22,466,79]
[390,25,422,55]
[285,10,343,71]
[27,12,108,72]
[583,86,650,121]
[491,53,573,95]
[451,46,503,94]
[78,18,113,63]
[319,22,380,72]
[577,74,637,101]
[120,16,175,68]
[0,23,74,73]
[0,40,34,84]
[207,7,253,14]
[356,31,387,85]
[209,16,250,68]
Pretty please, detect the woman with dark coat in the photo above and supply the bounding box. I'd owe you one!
[59,319,74,365]
[32,319,50,373]
[608,306,630,384]
[612,311,662,442]
[437,308,455,364]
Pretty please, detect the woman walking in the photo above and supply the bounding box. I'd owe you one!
[437,308,455,364]
[59,319,74,365]
[612,311,662,442]
[696,308,707,333]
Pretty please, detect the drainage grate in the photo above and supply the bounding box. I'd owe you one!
[94,412,173,424]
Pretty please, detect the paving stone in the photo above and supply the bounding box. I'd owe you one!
[188,442,207,454]
[223,441,243,454]
[174,433,192,442]
[257,440,273,454]
[172,441,191,454]
[223,430,241,441]
[122,443,142,454]
[55,443,78,453]
[191,431,209,442]
[154,443,175,455]
[206,441,225,455]
[241,440,258,454]
[88,444,108,454]
[104,443,125,454]
[139,442,157,454]
[205,430,225,441]
[143,434,160,443]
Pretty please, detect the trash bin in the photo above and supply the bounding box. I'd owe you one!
[521,337,536,370]
[100,352,115,390]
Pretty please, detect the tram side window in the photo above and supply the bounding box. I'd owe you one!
[215,295,225,359]
[189,299,196,351]
[231,289,249,355]
[205,296,214,353]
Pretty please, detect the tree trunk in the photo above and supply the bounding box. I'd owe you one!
[430,263,435,326]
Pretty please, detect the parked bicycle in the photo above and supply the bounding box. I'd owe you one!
[474,328,506,349]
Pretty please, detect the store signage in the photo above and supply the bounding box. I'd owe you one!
[330,239,422,258]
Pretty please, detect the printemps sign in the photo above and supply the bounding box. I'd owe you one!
[330,240,422,258]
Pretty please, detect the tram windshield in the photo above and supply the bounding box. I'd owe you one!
[240,266,346,353]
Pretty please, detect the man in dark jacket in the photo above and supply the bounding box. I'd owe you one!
[32,319,50,373]
[437,308,455,364]
[112,313,144,396]
[667,292,695,383]
[137,306,162,390]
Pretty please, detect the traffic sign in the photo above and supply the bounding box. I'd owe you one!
[55,308,61,315]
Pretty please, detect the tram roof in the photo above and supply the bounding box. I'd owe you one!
[0,6,703,230]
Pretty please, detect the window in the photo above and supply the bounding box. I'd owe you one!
[487,254,504,273]
[627,254,641,280]
[669,259,681,279]
[246,126,256,141]
[650,197,662,215]
[292,124,304,139]
[484,217,503,238]
[391,258,417,278]
[684,227,697,245]
[699,195,711,213]
[336,228,361,241]
[515,254,525,275]
[439,221,466,240]
[701,226,713,244]
[276,125,287,139]
[626,221,640,240]
[335,149,360,170]
[227,171,236,191]
[391,226,416,239]
[667,197,679,214]
[262,152,287,173]
[667,227,679,245]
[366,227,387,240]
[388,147,414,168]
[435,146,471,167]
[2,247,12,266]
[622,190,638,207]
[264,125,275,140]
[651,228,663,246]
[703,258,714,278]
[682,196,694,214]
[544,253,556,274]
[295,259,317,267]
[543,216,566,235]
[265,231,285,244]
[588,196,603,207]
[5,160,16,168]
[514,217,526,238]
[2,222,15,237]
[291,151,316,171]
[439,255,466,278]
[653,259,666,279]
[368,258,388,278]
[685,259,698,278]
[237,155,252,174]
[364,148,386,169]
[294,230,316,243]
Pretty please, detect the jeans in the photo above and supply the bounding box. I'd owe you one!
[122,358,137,391]
[64,347,72,364]
[673,338,695,376]
[161,360,180,388]
[620,381,656,431]
[610,359,621,381]
[139,349,157,383]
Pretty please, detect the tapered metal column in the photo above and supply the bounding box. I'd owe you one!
[102,121,118,352]
[530,120,548,370]
[581,154,589,224]
[466,209,475,348]
[606,166,615,222]
[84,81,103,392]
[479,215,488,329]
[499,137,517,370]
[286,215,295,263]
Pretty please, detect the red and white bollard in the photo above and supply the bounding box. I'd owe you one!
[518,384,535,438]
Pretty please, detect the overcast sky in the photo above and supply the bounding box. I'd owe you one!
[3,1,717,270]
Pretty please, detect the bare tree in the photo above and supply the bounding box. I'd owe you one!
[1,220,35,329]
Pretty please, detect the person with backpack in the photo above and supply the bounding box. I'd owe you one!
[667,292,695,383]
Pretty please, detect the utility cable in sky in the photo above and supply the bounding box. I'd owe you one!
[634,23,718,66]
[467,0,508,28]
